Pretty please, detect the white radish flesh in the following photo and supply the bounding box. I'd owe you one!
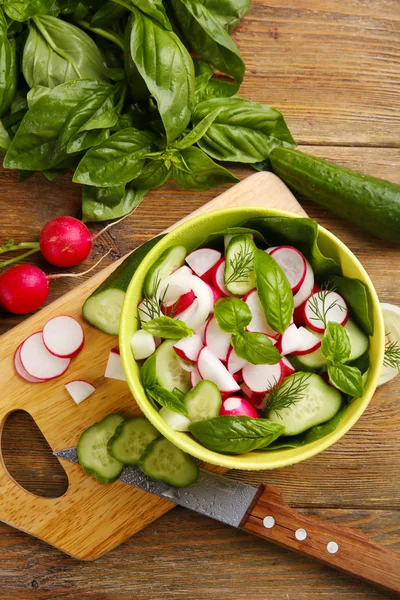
[240,382,267,410]
[293,260,314,308]
[212,259,231,297]
[173,334,203,362]
[206,283,221,308]
[290,327,322,355]
[220,396,258,418]
[20,332,71,380]
[186,248,221,279]
[197,347,240,393]
[177,275,214,330]
[244,289,279,337]
[190,367,202,387]
[105,348,126,381]
[277,323,303,355]
[227,346,248,374]
[242,361,282,393]
[280,356,296,377]
[159,407,191,432]
[42,315,84,358]
[195,318,208,343]
[65,380,95,405]
[176,298,199,326]
[177,355,197,372]
[14,345,45,383]
[269,246,307,293]
[130,330,156,360]
[205,317,231,361]
[304,291,348,333]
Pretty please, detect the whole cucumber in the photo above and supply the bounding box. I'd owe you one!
[269,147,400,244]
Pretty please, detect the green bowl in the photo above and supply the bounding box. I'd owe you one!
[120,207,384,470]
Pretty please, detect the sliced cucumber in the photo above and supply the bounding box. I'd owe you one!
[344,319,369,361]
[289,341,326,372]
[267,373,342,436]
[184,380,222,422]
[77,414,125,483]
[224,235,256,295]
[141,340,191,393]
[139,437,199,487]
[143,245,187,297]
[107,417,160,465]
[160,407,191,432]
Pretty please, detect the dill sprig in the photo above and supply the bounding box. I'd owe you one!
[225,239,253,285]
[262,373,312,417]
[307,280,345,329]
[138,276,169,323]
[383,339,400,371]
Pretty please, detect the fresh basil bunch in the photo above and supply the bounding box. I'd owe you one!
[0,0,296,221]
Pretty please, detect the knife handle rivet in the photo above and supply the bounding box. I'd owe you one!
[295,528,307,541]
[263,516,275,529]
[327,541,339,554]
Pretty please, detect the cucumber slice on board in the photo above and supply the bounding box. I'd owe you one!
[141,340,191,393]
[224,235,256,296]
[107,417,160,465]
[77,414,125,483]
[267,373,342,436]
[139,437,199,487]
[184,380,222,422]
[143,245,187,297]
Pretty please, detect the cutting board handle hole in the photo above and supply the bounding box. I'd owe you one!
[1,410,69,498]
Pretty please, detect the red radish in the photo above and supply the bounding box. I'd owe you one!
[220,396,258,418]
[185,248,221,282]
[211,258,231,297]
[130,329,156,360]
[190,367,202,387]
[195,318,209,343]
[227,346,248,374]
[14,344,45,383]
[233,370,243,383]
[204,317,231,361]
[244,289,279,337]
[304,291,348,333]
[42,315,84,358]
[40,217,92,268]
[242,361,282,393]
[173,334,203,362]
[176,298,199,325]
[20,332,70,380]
[206,283,221,306]
[105,348,126,381]
[177,355,197,372]
[290,327,322,355]
[0,265,49,314]
[197,346,240,393]
[280,356,296,377]
[293,260,314,308]
[173,275,214,330]
[265,247,278,254]
[269,246,306,294]
[293,285,320,326]
[65,380,95,405]
[163,290,196,316]
[241,382,267,411]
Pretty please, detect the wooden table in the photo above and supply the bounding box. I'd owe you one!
[1,1,399,598]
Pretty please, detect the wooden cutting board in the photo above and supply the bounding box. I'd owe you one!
[0,172,306,560]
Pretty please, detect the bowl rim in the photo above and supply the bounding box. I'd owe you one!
[120,206,385,470]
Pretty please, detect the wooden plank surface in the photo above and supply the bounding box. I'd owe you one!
[0,0,399,597]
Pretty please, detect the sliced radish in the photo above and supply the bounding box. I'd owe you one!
[204,317,231,361]
[242,361,282,393]
[190,367,202,387]
[304,291,348,333]
[224,233,254,250]
[168,274,213,331]
[177,355,197,372]
[173,334,203,362]
[227,346,248,374]
[186,248,221,282]
[105,348,126,381]
[171,265,193,278]
[42,315,84,358]
[138,299,153,324]
[293,259,314,308]
[20,332,71,380]
[290,327,322,355]
[176,298,199,326]
[280,356,296,377]
[14,344,45,383]
[195,318,208,343]
[244,289,279,337]
[163,290,196,316]
[130,329,156,360]
[265,247,278,254]
[212,258,231,297]
[197,346,240,393]
[233,370,243,383]
[206,283,221,307]
[220,396,258,418]
[269,246,307,294]
[276,323,302,355]
[240,382,267,411]
[160,407,191,432]
[65,380,95,405]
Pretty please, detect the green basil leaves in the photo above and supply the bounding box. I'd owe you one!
[171,146,238,191]
[146,384,188,416]
[3,0,55,22]
[327,364,364,398]
[321,322,364,398]
[142,316,193,340]
[214,297,252,332]
[232,331,281,365]
[321,322,351,363]
[0,10,17,117]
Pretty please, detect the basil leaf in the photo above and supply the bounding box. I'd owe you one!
[0,12,17,117]
[171,0,244,83]
[4,0,55,21]
[331,276,373,336]
[193,97,296,164]
[130,160,171,190]
[146,384,188,416]
[73,127,155,187]
[195,78,239,103]
[232,331,281,365]
[194,59,214,79]
[172,387,185,402]
[172,146,238,191]
[22,15,107,89]
[91,2,128,28]
[172,107,222,151]
[27,85,51,108]
[128,0,172,30]
[202,0,251,33]
[127,10,194,144]
[214,297,251,333]
[328,363,364,397]
[254,249,293,334]
[82,186,148,222]
[142,316,193,339]
[0,119,10,155]
[322,322,351,364]
[189,416,284,454]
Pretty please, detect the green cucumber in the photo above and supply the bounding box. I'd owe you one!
[83,235,164,335]
[344,319,369,361]
[107,417,160,465]
[141,340,191,393]
[224,234,256,295]
[77,414,125,484]
[289,346,326,372]
[139,437,199,487]
[184,380,222,422]
[143,245,187,297]
[269,147,400,245]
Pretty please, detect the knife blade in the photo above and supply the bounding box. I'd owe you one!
[55,447,400,594]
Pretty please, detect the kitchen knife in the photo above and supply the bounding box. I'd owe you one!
[55,447,400,593]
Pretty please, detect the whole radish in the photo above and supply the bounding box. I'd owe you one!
[40,216,92,268]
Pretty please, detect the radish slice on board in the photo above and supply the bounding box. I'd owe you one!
[163,290,196,316]
[186,248,221,281]
[190,367,202,387]
[20,332,71,380]
[177,355,197,372]
[244,289,279,337]
[14,344,45,383]
[197,347,240,393]
[293,260,314,308]
[130,330,156,360]
[240,382,267,411]
[212,259,231,297]
[280,356,296,377]
[227,346,248,374]
[65,380,95,405]
[304,291,348,333]
[173,334,203,362]
[205,317,231,361]
[290,327,322,355]
[105,348,126,381]
[269,246,307,294]
[242,361,282,393]
[42,315,84,358]
[220,396,258,418]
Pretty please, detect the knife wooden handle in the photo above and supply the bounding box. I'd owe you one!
[240,484,400,594]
